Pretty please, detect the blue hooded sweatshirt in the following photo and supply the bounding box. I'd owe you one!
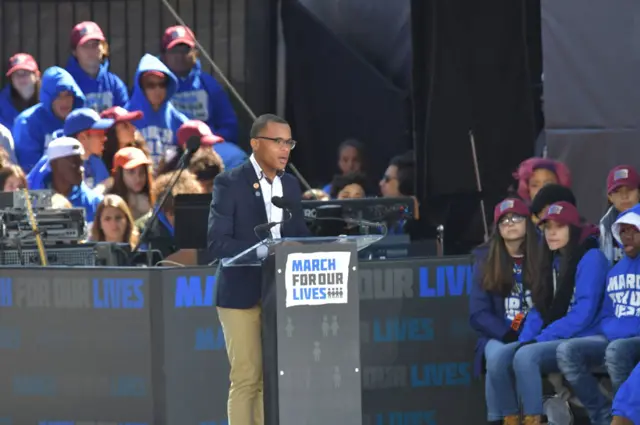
[27,159,102,223]
[519,242,609,343]
[0,85,29,131]
[12,67,85,173]
[125,54,188,165]
[469,245,533,376]
[66,56,129,113]
[600,204,640,341]
[612,361,640,424]
[170,59,238,143]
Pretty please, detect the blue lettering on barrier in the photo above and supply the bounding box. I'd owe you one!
[292,287,327,301]
[419,265,472,297]
[410,362,471,387]
[13,375,55,396]
[291,258,336,272]
[374,411,436,425]
[373,318,434,342]
[110,376,146,397]
[0,278,12,307]
[175,276,216,307]
[93,279,144,309]
[0,327,20,349]
[195,327,226,351]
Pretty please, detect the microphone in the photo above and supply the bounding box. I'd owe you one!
[131,135,202,264]
[253,196,293,240]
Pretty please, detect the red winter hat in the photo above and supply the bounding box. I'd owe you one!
[162,25,196,51]
[493,198,530,224]
[6,53,40,77]
[177,120,223,148]
[100,106,143,123]
[70,21,106,49]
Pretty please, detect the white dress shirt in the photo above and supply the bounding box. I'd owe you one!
[250,154,283,239]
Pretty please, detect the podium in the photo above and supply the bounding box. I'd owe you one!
[222,235,382,425]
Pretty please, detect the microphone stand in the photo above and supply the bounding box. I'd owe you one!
[131,136,201,266]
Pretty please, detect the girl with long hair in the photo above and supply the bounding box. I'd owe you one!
[108,147,155,220]
[0,164,27,192]
[91,194,139,247]
[0,53,41,131]
[469,198,539,425]
[599,165,640,265]
[506,202,608,425]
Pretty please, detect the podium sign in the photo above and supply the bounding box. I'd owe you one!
[263,241,362,425]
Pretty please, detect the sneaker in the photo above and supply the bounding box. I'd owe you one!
[543,395,574,425]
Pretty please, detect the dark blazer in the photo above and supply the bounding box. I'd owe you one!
[468,245,513,376]
[207,160,310,309]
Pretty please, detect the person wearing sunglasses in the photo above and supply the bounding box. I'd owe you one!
[380,151,414,198]
[125,54,189,166]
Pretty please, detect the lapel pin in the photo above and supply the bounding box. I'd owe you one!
[255,191,261,197]
[253,182,260,189]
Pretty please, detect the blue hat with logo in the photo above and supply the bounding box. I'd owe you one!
[64,108,114,136]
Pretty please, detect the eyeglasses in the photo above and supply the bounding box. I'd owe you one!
[256,136,297,150]
[499,214,526,226]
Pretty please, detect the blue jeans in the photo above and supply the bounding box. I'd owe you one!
[513,340,562,415]
[484,339,520,420]
[556,336,611,425]
[605,336,640,393]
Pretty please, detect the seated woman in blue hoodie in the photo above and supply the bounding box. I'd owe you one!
[612,361,640,425]
[469,198,539,425]
[13,66,85,173]
[125,54,188,167]
[506,202,608,425]
[65,21,129,113]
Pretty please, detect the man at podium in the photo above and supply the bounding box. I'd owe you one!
[207,114,310,425]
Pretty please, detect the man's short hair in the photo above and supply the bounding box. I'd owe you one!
[250,114,289,138]
[389,151,415,196]
[188,148,224,182]
[152,170,203,215]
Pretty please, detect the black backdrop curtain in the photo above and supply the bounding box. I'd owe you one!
[282,0,412,188]
[411,0,542,252]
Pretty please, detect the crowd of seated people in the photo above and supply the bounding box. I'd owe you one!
[471,157,640,425]
[0,18,422,260]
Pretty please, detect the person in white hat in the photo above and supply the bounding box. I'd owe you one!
[26,136,103,223]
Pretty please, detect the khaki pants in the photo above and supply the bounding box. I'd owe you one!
[217,305,263,425]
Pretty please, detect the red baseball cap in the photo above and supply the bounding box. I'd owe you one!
[100,106,143,123]
[539,201,581,227]
[607,165,640,194]
[70,21,106,49]
[162,25,196,51]
[112,147,152,172]
[493,198,530,224]
[177,120,223,148]
[6,53,39,77]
